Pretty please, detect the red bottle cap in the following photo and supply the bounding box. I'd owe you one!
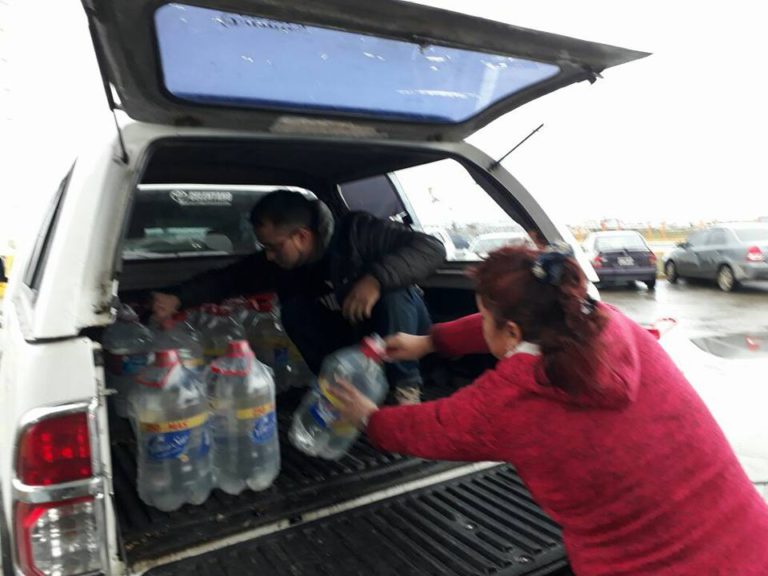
[226,340,253,358]
[360,335,385,362]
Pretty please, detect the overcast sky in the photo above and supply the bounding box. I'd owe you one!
[2,0,767,250]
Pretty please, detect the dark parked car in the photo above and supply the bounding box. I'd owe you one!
[582,230,657,290]
[664,223,768,291]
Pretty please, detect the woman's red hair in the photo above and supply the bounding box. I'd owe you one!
[474,247,608,396]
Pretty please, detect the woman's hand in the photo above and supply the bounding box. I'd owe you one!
[384,333,435,361]
[332,379,379,430]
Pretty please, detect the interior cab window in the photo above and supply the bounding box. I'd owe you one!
[124,185,314,259]
[338,176,410,223]
[391,159,535,261]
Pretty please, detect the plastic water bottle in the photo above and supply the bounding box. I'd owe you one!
[202,306,246,363]
[152,315,205,374]
[207,341,280,494]
[129,350,213,511]
[222,296,251,326]
[103,304,154,418]
[289,335,387,460]
[248,299,312,392]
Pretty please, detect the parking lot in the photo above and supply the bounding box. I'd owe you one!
[600,279,768,338]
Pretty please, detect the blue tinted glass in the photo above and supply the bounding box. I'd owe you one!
[155,3,560,123]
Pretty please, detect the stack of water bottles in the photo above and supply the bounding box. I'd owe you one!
[103,297,386,511]
[128,339,280,510]
[206,340,280,494]
[128,349,213,511]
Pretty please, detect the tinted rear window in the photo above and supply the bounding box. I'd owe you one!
[154,3,560,123]
[595,234,647,251]
[124,186,312,259]
[733,228,768,242]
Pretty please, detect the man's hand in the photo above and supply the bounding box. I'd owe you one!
[342,275,381,323]
[151,292,181,321]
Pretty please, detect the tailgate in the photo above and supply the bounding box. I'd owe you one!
[144,465,567,576]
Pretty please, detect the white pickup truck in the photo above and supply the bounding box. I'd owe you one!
[0,1,646,574]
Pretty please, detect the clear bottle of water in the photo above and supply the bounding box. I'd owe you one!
[222,296,251,326]
[202,306,246,363]
[248,298,312,392]
[152,314,205,374]
[289,335,387,460]
[190,303,219,334]
[207,340,280,494]
[103,304,154,418]
[129,350,213,511]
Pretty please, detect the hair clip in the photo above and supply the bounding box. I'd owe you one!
[531,243,574,286]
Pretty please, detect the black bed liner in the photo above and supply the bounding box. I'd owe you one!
[113,383,566,573]
[145,465,567,576]
[112,409,457,563]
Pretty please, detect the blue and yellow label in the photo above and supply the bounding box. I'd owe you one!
[142,412,209,462]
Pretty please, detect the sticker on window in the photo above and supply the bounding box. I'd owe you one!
[169,189,233,206]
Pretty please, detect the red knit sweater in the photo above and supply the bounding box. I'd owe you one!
[367,305,768,575]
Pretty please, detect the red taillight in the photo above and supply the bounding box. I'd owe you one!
[592,255,604,268]
[648,252,658,266]
[16,497,101,576]
[17,412,92,486]
[747,246,764,262]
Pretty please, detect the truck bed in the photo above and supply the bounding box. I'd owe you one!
[144,465,568,576]
[111,386,568,574]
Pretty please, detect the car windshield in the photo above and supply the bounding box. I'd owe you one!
[596,234,647,251]
[733,228,768,242]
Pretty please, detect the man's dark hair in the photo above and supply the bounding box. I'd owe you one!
[250,190,317,231]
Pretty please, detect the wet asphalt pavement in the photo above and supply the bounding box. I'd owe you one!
[599,278,768,338]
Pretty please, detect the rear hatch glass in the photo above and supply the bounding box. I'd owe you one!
[84,0,648,139]
[156,4,560,123]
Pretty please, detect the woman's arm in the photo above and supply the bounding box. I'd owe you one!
[431,313,489,357]
[365,372,499,462]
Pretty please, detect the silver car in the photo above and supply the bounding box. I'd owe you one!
[664,223,768,291]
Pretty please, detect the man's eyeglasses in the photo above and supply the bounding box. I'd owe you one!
[259,230,298,253]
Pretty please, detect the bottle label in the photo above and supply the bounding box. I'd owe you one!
[237,403,277,445]
[203,346,227,360]
[308,378,356,438]
[179,349,205,370]
[251,412,277,444]
[141,413,209,461]
[105,352,148,376]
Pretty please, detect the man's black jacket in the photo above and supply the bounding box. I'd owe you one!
[172,202,446,308]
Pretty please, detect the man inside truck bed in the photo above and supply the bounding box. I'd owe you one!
[152,190,445,404]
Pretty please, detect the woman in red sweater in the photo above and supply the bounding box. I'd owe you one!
[334,246,768,575]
